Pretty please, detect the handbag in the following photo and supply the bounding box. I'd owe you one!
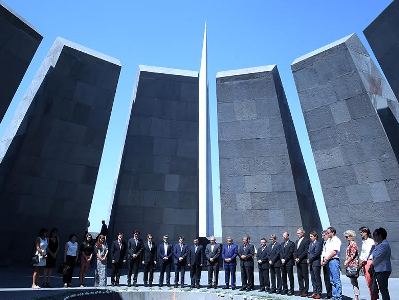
[31,254,39,266]
[346,265,359,278]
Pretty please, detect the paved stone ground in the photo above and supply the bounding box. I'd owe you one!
[0,267,397,299]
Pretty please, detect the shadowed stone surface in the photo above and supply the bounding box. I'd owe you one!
[0,2,42,121]
[108,66,199,243]
[216,66,321,244]
[364,0,399,101]
[292,33,399,275]
[0,38,121,265]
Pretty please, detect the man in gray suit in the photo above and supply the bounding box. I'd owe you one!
[205,236,221,288]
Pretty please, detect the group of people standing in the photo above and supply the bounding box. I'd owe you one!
[31,224,392,300]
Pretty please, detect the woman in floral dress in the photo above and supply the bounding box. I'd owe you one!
[344,230,360,300]
[95,234,108,287]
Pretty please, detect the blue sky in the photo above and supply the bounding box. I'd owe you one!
[0,0,392,233]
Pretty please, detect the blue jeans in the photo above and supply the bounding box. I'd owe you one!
[328,259,342,300]
[224,264,236,287]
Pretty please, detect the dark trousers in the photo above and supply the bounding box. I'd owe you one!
[281,263,294,293]
[174,263,186,285]
[224,264,236,287]
[208,263,219,286]
[190,264,202,286]
[63,255,76,284]
[322,263,332,297]
[143,262,155,284]
[270,265,281,292]
[297,263,309,293]
[111,262,123,284]
[375,271,391,300]
[159,261,171,285]
[259,267,270,289]
[310,265,322,294]
[128,258,140,283]
[241,265,254,288]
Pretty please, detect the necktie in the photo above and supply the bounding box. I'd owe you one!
[180,245,183,252]
[195,246,197,253]
[149,242,152,250]
[135,239,137,246]
[228,245,230,251]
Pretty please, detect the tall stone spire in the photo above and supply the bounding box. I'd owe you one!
[199,23,213,236]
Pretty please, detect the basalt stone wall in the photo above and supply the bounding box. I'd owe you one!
[292,34,399,275]
[364,0,399,100]
[0,3,42,121]
[216,66,321,245]
[0,38,121,264]
[109,67,199,244]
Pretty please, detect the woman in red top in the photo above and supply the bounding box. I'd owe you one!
[344,230,360,300]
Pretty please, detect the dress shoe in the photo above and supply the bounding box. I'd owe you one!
[181,284,184,288]
[231,286,236,290]
[265,288,271,293]
[276,290,281,294]
[144,283,148,287]
[174,284,178,288]
[196,285,200,289]
[159,284,163,287]
[301,292,308,297]
[127,282,131,287]
[239,287,246,291]
[223,286,229,289]
[313,294,321,299]
[287,291,294,296]
[281,291,287,295]
[149,283,153,287]
[309,294,316,298]
[133,281,137,287]
[166,283,171,287]
[246,287,253,292]
[270,289,276,293]
[213,285,218,289]
[207,285,212,289]
[258,288,265,292]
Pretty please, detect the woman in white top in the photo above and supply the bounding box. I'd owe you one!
[358,226,378,300]
[32,228,49,289]
[63,234,79,287]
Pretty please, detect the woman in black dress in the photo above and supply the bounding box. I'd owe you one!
[44,228,59,287]
[79,233,94,287]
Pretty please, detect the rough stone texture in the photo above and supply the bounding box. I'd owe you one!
[364,0,399,100]
[108,66,199,244]
[292,34,399,275]
[216,66,321,245]
[0,38,121,265]
[0,3,42,121]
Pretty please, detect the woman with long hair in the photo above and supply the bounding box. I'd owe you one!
[63,234,78,287]
[32,228,48,289]
[43,228,59,288]
[95,234,108,287]
[79,233,94,287]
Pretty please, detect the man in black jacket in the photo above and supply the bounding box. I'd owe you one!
[294,227,311,297]
[308,231,323,299]
[268,234,282,294]
[187,238,204,288]
[280,231,295,295]
[142,233,157,287]
[111,232,127,286]
[257,238,270,292]
[238,235,255,291]
[205,236,221,288]
[173,236,189,288]
[158,234,173,287]
[127,230,143,287]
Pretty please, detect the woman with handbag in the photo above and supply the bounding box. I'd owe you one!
[95,234,108,287]
[32,228,49,289]
[63,234,79,287]
[344,230,360,300]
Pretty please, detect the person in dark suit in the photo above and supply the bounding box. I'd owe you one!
[280,231,295,296]
[127,230,143,287]
[173,236,189,288]
[100,220,108,237]
[268,234,282,294]
[142,233,157,287]
[187,238,204,288]
[257,238,270,292]
[238,235,255,291]
[321,230,332,299]
[308,231,323,299]
[205,236,221,288]
[158,234,173,287]
[222,237,238,290]
[110,232,127,286]
[294,227,311,297]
